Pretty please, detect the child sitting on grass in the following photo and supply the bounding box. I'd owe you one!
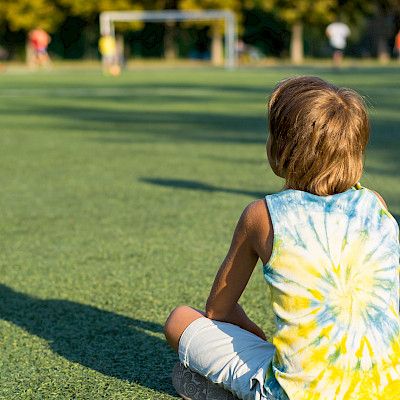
[164,76,400,400]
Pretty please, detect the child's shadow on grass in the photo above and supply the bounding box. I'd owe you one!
[0,284,176,395]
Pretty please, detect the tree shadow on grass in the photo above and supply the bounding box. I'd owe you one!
[0,284,177,396]
[141,178,400,225]
[0,102,266,145]
[140,177,270,199]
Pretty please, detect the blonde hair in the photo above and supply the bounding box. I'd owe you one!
[267,76,369,196]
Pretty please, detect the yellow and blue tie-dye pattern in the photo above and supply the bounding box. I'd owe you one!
[263,187,400,400]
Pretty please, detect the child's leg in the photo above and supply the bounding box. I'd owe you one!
[164,305,205,352]
[166,306,237,399]
[172,361,238,400]
[164,306,276,400]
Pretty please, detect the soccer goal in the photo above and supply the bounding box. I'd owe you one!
[99,9,238,69]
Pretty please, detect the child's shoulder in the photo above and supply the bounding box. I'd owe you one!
[240,198,270,227]
[239,199,273,264]
[370,190,388,209]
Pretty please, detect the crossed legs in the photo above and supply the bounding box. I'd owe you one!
[164,305,205,352]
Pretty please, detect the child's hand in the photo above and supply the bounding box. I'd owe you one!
[233,307,268,340]
[208,302,268,341]
[249,322,267,341]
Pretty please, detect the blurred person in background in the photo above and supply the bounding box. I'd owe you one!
[0,45,8,71]
[326,21,350,68]
[28,28,51,68]
[99,34,120,76]
[395,30,400,61]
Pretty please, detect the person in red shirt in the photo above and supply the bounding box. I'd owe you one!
[28,28,51,67]
[395,30,400,61]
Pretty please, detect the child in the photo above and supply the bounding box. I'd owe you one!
[164,76,400,400]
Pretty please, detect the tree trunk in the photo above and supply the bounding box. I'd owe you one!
[377,36,390,63]
[375,8,391,63]
[211,25,224,66]
[164,21,177,60]
[26,39,35,68]
[116,35,124,66]
[290,22,303,65]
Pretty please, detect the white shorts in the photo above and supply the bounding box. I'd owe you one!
[178,317,276,400]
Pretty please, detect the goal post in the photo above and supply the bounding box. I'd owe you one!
[99,10,238,69]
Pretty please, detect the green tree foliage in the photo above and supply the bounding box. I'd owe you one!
[251,0,336,63]
[1,0,398,61]
[179,0,242,30]
[0,0,63,32]
[58,0,143,19]
[142,0,178,9]
[0,0,144,33]
[179,0,241,13]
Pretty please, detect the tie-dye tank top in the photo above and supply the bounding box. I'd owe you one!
[263,187,400,400]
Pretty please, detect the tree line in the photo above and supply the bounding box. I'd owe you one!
[0,0,399,63]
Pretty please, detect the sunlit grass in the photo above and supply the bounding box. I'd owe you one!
[0,65,398,399]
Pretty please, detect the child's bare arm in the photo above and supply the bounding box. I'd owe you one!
[205,200,272,339]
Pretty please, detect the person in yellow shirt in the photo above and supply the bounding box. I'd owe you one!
[99,35,120,76]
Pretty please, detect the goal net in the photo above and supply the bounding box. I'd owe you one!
[99,9,238,69]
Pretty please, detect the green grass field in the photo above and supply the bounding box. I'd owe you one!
[0,65,399,399]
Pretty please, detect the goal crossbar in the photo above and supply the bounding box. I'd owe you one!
[99,10,238,68]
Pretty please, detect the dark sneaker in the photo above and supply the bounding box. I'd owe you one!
[172,362,238,400]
